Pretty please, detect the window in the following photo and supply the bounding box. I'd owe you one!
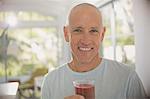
[100,0,135,68]
[0,11,59,77]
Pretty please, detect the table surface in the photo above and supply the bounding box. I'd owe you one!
[0,82,19,98]
[0,95,16,99]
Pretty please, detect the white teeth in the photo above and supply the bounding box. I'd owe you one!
[79,47,92,51]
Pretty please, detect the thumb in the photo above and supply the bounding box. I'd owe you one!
[77,95,84,99]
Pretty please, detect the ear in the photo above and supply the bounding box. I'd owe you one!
[63,26,69,42]
[100,27,106,41]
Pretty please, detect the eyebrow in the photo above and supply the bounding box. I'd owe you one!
[91,27,99,29]
[71,26,83,29]
[71,26,99,29]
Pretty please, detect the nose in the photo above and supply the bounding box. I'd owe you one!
[80,33,91,46]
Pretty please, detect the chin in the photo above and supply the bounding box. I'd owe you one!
[78,58,93,64]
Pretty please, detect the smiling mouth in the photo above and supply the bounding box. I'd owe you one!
[78,47,94,51]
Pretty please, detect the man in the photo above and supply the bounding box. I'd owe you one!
[41,3,146,99]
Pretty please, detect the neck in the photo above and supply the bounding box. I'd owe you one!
[68,56,102,72]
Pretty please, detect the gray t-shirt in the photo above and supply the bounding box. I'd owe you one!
[41,58,146,99]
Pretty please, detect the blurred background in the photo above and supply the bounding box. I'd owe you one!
[0,0,149,99]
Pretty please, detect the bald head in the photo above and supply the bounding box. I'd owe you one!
[68,3,103,27]
[63,3,105,66]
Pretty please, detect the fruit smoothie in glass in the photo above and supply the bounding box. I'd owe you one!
[73,80,95,99]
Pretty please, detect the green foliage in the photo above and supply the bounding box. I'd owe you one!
[103,38,112,47]
[0,63,5,76]
[117,36,134,46]
[0,28,57,77]
[0,11,58,78]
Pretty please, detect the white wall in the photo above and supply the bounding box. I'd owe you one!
[133,0,150,96]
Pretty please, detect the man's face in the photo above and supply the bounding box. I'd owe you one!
[65,6,105,64]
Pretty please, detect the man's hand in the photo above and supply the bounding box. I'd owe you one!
[64,95,85,99]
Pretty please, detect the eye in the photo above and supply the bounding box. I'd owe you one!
[90,29,99,33]
[73,29,82,32]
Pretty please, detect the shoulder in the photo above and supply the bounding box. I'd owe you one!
[125,70,146,97]
[43,63,68,83]
[46,63,68,78]
[103,58,134,76]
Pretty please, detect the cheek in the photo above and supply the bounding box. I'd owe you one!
[70,38,78,51]
[94,39,101,49]
[70,35,80,45]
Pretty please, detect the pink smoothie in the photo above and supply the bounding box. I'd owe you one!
[75,84,95,99]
